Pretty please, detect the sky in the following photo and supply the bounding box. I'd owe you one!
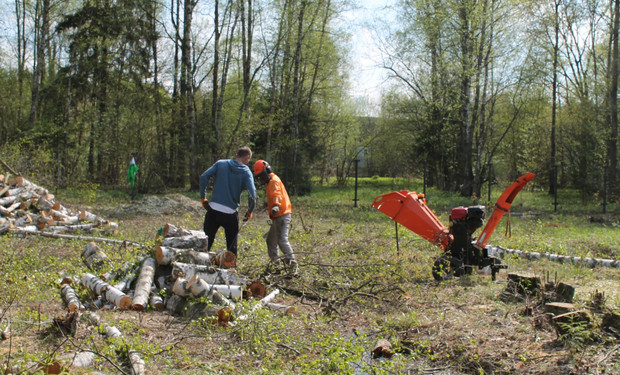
[342,0,397,113]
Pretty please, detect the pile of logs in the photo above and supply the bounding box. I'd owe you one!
[53,222,296,373]
[0,173,118,236]
[59,221,296,324]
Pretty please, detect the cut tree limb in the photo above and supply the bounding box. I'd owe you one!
[161,223,204,238]
[82,273,132,310]
[155,246,214,266]
[81,242,111,271]
[131,257,156,311]
[161,234,207,250]
[60,284,85,312]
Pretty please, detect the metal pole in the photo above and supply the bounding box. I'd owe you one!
[423,159,427,197]
[353,159,359,208]
[395,221,400,259]
[553,165,559,212]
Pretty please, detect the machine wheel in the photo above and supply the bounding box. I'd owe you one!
[432,255,463,281]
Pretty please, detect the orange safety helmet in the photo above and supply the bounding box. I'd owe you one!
[253,160,272,177]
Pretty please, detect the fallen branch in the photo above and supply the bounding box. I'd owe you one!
[10,228,144,247]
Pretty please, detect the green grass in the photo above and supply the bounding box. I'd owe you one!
[2,178,618,374]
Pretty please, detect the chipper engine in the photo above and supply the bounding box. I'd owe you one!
[371,173,535,281]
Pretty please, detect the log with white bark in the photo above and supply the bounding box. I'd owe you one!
[81,242,111,271]
[46,209,79,224]
[161,223,204,238]
[82,273,109,295]
[186,275,243,300]
[161,234,207,250]
[155,246,213,266]
[47,223,100,235]
[171,261,246,285]
[149,289,164,310]
[233,289,281,324]
[36,194,57,211]
[265,302,297,315]
[60,284,85,312]
[0,195,18,207]
[82,273,132,310]
[172,277,191,297]
[78,209,99,222]
[9,228,143,246]
[35,214,54,230]
[213,250,236,268]
[3,187,24,197]
[131,257,156,311]
[104,326,146,375]
[104,285,133,310]
[0,206,12,217]
[5,201,21,214]
[61,351,95,368]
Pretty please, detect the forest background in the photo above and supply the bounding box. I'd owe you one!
[0,0,619,204]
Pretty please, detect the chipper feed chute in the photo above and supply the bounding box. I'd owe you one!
[371,191,451,250]
[475,172,536,248]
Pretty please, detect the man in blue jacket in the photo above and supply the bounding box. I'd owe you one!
[199,146,257,256]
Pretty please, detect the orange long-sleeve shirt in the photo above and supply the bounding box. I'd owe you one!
[266,173,292,219]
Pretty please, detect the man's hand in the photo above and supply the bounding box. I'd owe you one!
[201,198,211,211]
[243,211,252,221]
[270,206,280,216]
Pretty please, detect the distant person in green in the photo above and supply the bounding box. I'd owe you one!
[127,156,139,199]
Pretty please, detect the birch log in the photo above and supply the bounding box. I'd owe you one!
[186,275,243,299]
[213,251,236,268]
[60,284,85,312]
[149,289,164,310]
[131,257,156,311]
[162,223,204,238]
[172,277,191,297]
[104,326,146,375]
[161,234,207,250]
[81,242,111,271]
[155,246,213,266]
[233,289,281,324]
[265,302,297,315]
[171,261,246,284]
[82,273,132,310]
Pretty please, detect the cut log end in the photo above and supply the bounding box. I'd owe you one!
[247,281,266,299]
[214,251,237,268]
[119,295,133,310]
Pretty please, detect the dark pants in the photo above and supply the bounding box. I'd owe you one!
[203,210,239,256]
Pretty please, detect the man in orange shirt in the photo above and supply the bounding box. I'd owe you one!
[253,160,299,276]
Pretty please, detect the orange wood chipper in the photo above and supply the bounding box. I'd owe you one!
[372,173,535,280]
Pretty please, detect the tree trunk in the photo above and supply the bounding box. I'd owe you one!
[29,0,50,127]
[607,0,619,197]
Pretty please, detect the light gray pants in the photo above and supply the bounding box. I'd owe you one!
[267,213,296,264]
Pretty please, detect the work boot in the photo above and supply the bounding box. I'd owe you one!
[284,259,299,278]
